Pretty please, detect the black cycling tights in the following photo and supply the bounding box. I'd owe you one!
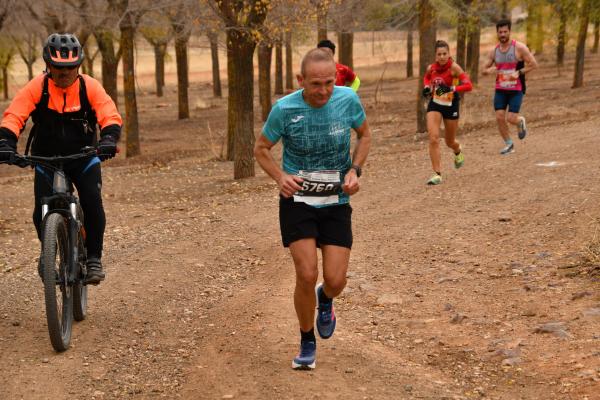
[33,157,105,259]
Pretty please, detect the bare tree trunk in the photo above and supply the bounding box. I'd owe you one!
[593,19,599,54]
[371,31,375,57]
[274,38,283,94]
[258,41,273,122]
[573,0,591,88]
[466,12,480,85]
[557,6,567,66]
[208,32,222,97]
[456,9,467,67]
[85,57,93,77]
[95,30,119,107]
[285,31,293,90]
[526,2,536,49]
[534,4,544,54]
[317,6,328,41]
[79,31,91,76]
[501,0,509,19]
[338,31,354,69]
[25,63,33,81]
[406,28,414,78]
[15,32,37,81]
[174,34,190,119]
[120,15,140,157]
[417,0,436,133]
[226,43,235,161]
[153,43,166,97]
[226,29,257,179]
[2,67,8,100]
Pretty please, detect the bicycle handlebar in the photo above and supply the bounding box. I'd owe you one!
[4,147,98,170]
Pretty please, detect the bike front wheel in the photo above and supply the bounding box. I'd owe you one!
[42,213,74,352]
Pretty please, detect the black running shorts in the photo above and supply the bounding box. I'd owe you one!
[427,96,460,120]
[279,196,353,249]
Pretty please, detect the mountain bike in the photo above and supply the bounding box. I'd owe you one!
[3,147,96,351]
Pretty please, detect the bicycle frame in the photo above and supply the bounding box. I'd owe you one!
[13,148,97,286]
[40,177,85,286]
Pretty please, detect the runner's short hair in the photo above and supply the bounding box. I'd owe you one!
[435,40,449,50]
[317,39,336,54]
[301,48,335,76]
[496,19,511,30]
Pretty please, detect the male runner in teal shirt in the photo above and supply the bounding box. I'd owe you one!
[254,48,372,370]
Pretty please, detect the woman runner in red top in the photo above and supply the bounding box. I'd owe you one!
[422,40,472,185]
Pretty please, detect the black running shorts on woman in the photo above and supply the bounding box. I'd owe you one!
[279,196,353,249]
[427,95,460,120]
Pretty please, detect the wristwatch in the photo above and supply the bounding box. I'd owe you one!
[350,164,362,177]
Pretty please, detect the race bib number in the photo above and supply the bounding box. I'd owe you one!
[497,69,518,88]
[294,170,341,206]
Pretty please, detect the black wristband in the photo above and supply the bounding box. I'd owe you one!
[350,164,362,177]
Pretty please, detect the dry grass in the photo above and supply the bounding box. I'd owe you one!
[582,224,600,277]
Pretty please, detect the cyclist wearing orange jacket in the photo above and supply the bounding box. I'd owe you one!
[0,33,122,284]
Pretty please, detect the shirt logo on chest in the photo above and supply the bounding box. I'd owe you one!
[291,115,304,123]
[329,121,345,136]
[65,104,82,112]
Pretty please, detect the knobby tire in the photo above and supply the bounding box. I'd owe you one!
[42,213,73,352]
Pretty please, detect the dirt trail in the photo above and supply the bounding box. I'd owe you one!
[1,56,599,399]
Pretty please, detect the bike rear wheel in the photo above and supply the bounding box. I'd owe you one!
[73,206,87,322]
[42,213,73,352]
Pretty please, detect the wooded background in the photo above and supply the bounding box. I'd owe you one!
[0,0,598,179]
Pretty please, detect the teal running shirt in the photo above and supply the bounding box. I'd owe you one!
[262,86,366,207]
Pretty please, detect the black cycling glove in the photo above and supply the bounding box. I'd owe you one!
[0,128,18,163]
[422,86,432,98]
[97,133,118,161]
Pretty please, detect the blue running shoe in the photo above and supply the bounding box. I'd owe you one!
[316,284,336,339]
[292,340,316,370]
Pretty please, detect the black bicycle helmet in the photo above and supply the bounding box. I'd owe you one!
[43,33,84,68]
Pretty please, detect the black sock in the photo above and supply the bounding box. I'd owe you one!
[301,328,316,343]
[435,171,441,176]
[318,287,332,304]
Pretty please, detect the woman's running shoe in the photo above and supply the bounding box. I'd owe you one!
[292,340,316,370]
[316,284,336,339]
[454,151,465,169]
[427,173,442,185]
[518,116,527,140]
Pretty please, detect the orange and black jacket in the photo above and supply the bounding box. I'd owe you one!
[0,73,122,157]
